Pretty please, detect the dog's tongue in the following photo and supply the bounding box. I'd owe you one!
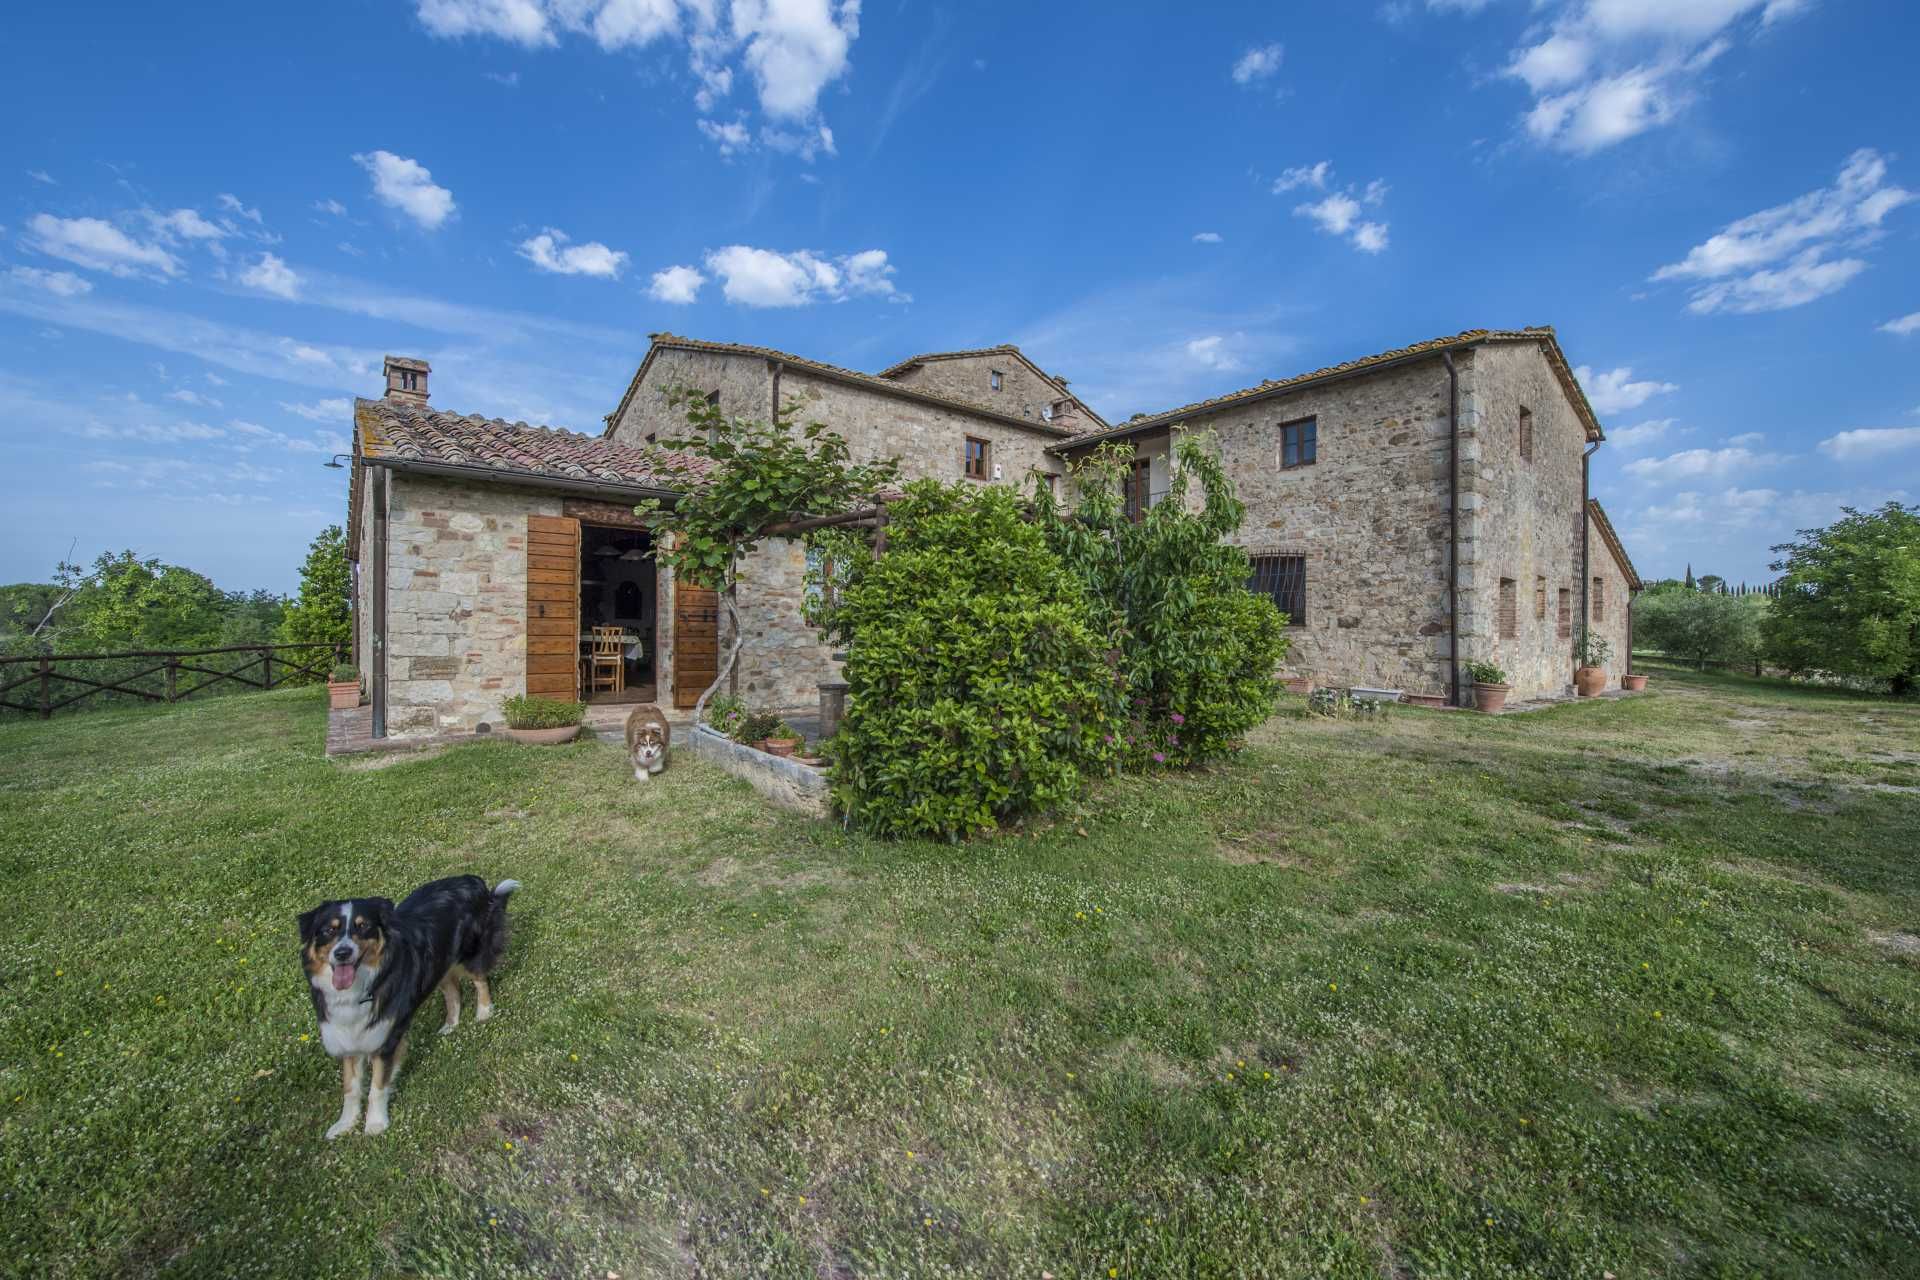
[330,963,356,991]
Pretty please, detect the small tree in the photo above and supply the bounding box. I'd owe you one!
[1765,502,1920,692]
[635,390,900,719]
[276,525,350,676]
[1035,435,1288,768]
[820,480,1120,839]
[1636,589,1764,671]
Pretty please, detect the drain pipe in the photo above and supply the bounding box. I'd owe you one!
[1580,439,1600,653]
[1444,352,1461,707]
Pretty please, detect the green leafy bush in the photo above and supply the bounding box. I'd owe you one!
[1035,435,1288,768]
[1764,502,1920,693]
[822,480,1121,839]
[705,693,748,738]
[1464,660,1507,686]
[500,695,584,730]
[1575,628,1613,669]
[329,664,358,683]
[736,711,783,744]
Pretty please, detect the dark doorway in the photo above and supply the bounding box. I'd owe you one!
[579,524,657,703]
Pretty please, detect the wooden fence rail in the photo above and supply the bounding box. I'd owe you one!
[0,642,346,719]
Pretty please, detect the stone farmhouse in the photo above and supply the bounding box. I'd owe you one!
[346,327,1638,740]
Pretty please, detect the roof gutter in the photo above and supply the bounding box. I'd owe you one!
[359,455,682,506]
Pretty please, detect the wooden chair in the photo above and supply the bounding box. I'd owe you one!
[589,626,624,696]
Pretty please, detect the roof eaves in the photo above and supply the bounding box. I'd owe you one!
[1587,498,1642,591]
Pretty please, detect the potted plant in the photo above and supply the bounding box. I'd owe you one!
[1622,671,1648,692]
[734,710,782,749]
[761,720,804,758]
[705,692,748,739]
[327,664,361,711]
[1574,630,1612,698]
[1464,660,1511,713]
[499,694,585,745]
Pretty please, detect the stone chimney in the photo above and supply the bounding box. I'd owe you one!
[383,355,430,404]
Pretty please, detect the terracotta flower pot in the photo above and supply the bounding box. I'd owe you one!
[1621,673,1648,692]
[328,680,361,711]
[1282,676,1312,695]
[504,724,581,745]
[1473,681,1510,713]
[1575,666,1607,697]
[760,736,800,758]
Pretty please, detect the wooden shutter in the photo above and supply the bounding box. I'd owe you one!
[672,580,719,708]
[525,515,581,700]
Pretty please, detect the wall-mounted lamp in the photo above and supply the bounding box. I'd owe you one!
[324,454,352,470]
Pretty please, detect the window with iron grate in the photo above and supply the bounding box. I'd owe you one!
[1499,578,1518,639]
[1247,554,1307,626]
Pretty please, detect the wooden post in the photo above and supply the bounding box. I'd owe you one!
[872,500,889,560]
[166,658,178,703]
[38,657,51,719]
[261,646,273,689]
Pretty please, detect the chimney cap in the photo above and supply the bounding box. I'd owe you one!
[384,355,431,373]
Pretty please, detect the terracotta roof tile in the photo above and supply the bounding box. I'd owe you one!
[355,397,706,490]
[1056,327,1604,446]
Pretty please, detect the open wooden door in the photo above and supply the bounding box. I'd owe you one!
[526,515,581,700]
[672,580,719,708]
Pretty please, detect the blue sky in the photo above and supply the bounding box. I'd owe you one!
[2,0,1916,593]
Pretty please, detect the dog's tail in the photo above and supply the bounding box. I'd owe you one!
[471,879,519,975]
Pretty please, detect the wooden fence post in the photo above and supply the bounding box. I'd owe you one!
[38,657,51,719]
[261,645,273,689]
[166,658,178,703]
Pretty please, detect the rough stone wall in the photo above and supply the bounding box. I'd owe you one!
[1587,511,1635,686]
[1457,343,1589,700]
[727,537,835,711]
[885,354,1066,426]
[382,475,553,736]
[1099,359,1459,698]
[608,347,773,445]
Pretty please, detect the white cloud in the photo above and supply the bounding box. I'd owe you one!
[147,208,229,242]
[25,214,183,279]
[1818,427,1920,462]
[1273,161,1331,193]
[27,169,56,185]
[1232,43,1284,84]
[1575,363,1678,415]
[733,0,861,121]
[166,388,223,408]
[648,264,705,303]
[1351,222,1390,253]
[483,69,521,85]
[238,252,302,299]
[1723,431,1764,446]
[697,117,753,156]
[1448,0,1817,153]
[1607,417,1675,449]
[217,194,264,224]
[1192,231,1223,244]
[1652,150,1910,314]
[759,122,836,159]
[281,397,354,422]
[7,266,93,297]
[517,228,628,278]
[702,244,904,307]
[205,372,229,386]
[314,198,348,217]
[1623,444,1778,482]
[352,150,457,230]
[1880,311,1920,336]
[1184,335,1244,371]
[416,0,556,45]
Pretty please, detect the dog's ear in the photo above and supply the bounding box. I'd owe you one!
[365,898,397,932]
[296,904,324,939]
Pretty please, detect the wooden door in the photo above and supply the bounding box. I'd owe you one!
[673,580,719,708]
[525,515,581,700]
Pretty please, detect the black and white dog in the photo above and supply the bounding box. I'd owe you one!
[297,876,519,1139]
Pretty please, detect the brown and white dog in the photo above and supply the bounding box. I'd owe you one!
[625,703,671,783]
[297,876,518,1139]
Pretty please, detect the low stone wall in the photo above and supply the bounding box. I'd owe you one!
[683,725,829,817]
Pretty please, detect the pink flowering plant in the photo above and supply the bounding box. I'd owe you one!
[1033,435,1288,769]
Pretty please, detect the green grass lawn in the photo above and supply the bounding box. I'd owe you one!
[2,663,1917,1278]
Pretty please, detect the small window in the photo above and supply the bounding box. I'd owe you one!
[1592,576,1605,622]
[990,369,1003,392]
[1499,578,1518,639]
[644,432,657,446]
[1519,406,1533,462]
[964,436,991,480]
[1557,588,1572,639]
[1280,418,1318,469]
[803,546,842,614]
[1035,471,1057,495]
[401,369,417,391]
[1247,554,1307,626]
[1534,576,1546,621]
